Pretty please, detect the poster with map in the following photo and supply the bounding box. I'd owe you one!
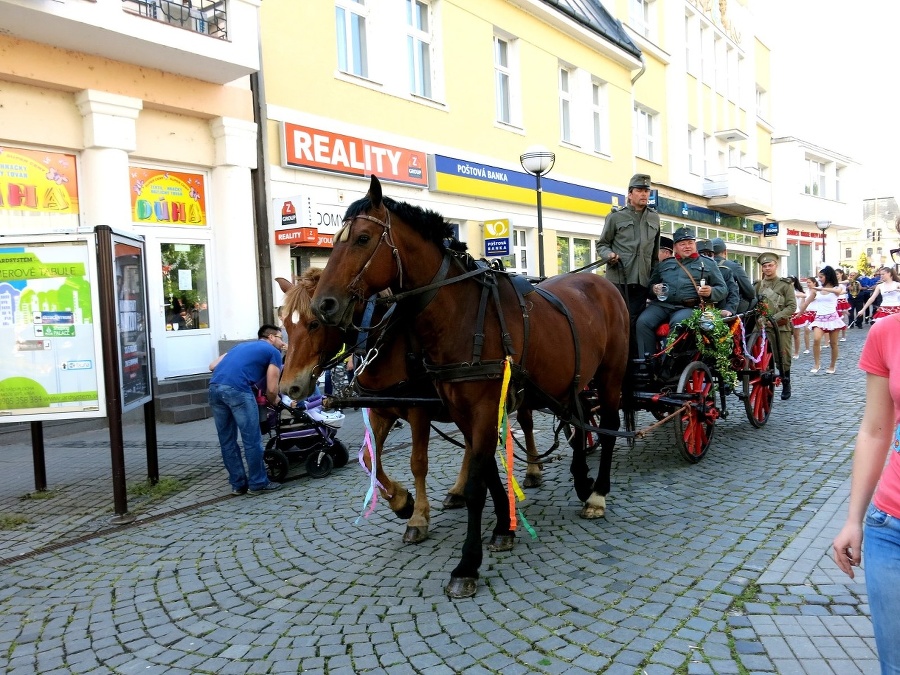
[0,236,105,422]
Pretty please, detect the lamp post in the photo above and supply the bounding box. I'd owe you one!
[520,145,555,279]
[816,220,831,264]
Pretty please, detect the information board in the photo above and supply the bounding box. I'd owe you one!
[112,233,152,412]
[0,236,105,422]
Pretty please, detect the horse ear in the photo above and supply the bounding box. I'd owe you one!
[275,277,293,293]
[368,174,383,207]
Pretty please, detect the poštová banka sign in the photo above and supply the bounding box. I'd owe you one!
[430,155,621,217]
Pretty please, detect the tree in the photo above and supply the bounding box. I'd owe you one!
[856,251,874,276]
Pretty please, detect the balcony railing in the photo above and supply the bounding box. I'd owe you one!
[122,0,227,39]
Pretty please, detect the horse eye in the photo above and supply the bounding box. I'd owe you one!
[356,234,371,245]
[308,321,320,331]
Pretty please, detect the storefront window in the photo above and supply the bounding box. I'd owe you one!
[557,235,596,273]
[161,243,209,331]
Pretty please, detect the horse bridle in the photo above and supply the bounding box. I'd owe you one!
[335,210,404,300]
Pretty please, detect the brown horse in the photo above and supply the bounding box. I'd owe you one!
[277,271,543,543]
[312,175,629,598]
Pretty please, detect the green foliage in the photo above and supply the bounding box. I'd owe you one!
[665,307,739,387]
[856,251,874,276]
[0,514,29,530]
[19,489,56,500]
[128,476,184,499]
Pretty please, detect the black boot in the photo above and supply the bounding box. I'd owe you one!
[780,374,791,401]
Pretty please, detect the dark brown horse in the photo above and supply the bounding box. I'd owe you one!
[311,175,629,598]
[277,270,542,543]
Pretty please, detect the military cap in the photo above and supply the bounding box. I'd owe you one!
[711,237,727,253]
[672,227,696,243]
[659,236,674,252]
[757,252,780,265]
[696,239,714,254]
[628,173,652,190]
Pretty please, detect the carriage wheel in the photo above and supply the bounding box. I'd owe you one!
[742,329,776,428]
[623,408,636,449]
[264,439,290,482]
[673,361,716,463]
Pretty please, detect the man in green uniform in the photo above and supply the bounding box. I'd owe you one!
[635,228,727,360]
[597,173,661,321]
[698,239,739,316]
[712,237,755,314]
[754,252,797,400]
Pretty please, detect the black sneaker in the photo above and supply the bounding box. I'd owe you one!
[248,482,281,496]
[231,487,247,496]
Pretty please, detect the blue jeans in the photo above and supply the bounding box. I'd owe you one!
[208,383,270,491]
[864,503,900,674]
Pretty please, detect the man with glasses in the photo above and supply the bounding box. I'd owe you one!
[208,324,285,496]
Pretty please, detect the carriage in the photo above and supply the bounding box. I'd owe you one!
[573,302,782,465]
[285,174,782,598]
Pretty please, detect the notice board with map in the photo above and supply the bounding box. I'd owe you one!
[0,236,105,422]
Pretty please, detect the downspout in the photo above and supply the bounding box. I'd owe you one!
[250,53,274,326]
[630,53,646,175]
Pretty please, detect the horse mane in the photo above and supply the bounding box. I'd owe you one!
[344,195,467,253]
[280,267,322,322]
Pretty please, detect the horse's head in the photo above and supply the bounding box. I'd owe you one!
[313,175,401,328]
[277,269,347,400]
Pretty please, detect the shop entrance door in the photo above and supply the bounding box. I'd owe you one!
[151,240,217,379]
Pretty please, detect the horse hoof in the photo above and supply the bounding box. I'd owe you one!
[579,504,606,519]
[402,525,428,544]
[488,533,515,552]
[395,493,415,520]
[445,577,478,599]
[442,493,465,509]
[523,474,543,488]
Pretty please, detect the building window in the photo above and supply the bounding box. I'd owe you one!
[703,133,711,178]
[336,0,368,78]
[557,235,596,274]
[845,247,852,259]
[687,127,700,175]
[630,0,654,40]
[494,34,519,125]
[559,67,572,143]
[756,86,768,121]
[835,167,842,202]
[701,26,713,84]
[499,228,528,273]
[758,163,769,180]
[805,158,826,197]
[592,80,608,155]
[634,106,658,162]
[406,0,432,98]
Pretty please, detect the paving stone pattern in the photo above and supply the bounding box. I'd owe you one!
[0,327,880,673]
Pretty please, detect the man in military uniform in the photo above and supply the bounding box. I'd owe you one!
[754,252,797,400]
[597,173,661,321]
[658,235,674,262]
[698,239,739,316]
[635,228,727,359]
[711,238,755,314]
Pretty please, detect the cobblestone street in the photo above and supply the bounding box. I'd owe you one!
[0,326,877,674]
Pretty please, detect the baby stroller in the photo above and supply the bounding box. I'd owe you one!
[259,392,350,481]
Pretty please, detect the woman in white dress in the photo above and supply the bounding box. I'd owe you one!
[799,265,844,374]
[789,276,813,358]
[860,266,900,321]
[835,268,850,341]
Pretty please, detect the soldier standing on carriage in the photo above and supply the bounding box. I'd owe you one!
[596,173,661,322]
[754,252,797,400]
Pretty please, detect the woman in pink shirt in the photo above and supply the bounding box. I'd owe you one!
[833,311,900,674]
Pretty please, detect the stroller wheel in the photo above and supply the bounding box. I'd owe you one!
[264,445,290,482]
[329,439,350,468]
[306,451,333,478]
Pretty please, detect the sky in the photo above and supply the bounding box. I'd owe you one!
[760,0,900,197]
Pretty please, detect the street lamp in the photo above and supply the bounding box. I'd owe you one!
[816,220,831,264]
[520,145,556,279]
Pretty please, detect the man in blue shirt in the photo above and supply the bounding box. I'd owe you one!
[209,324,284,495]
[858,271,879,324]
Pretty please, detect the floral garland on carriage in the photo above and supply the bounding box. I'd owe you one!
[663,300,771,389]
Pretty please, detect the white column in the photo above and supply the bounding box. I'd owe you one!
[74,90,142,227]
[209,116,259,340]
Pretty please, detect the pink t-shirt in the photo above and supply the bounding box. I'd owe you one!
[858,314,900,518]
